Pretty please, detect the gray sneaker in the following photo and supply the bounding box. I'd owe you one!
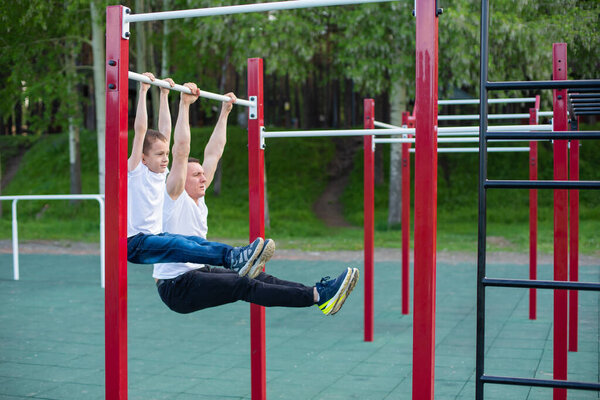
[248,239,276,279]
[228,237,264,277]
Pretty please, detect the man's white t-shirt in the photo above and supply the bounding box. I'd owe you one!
[153,191,209,279]
[127,163,168,237]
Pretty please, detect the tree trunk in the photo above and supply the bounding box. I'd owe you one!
[387,84,407,228]
[90,0,105,194]
[66,44,82,198]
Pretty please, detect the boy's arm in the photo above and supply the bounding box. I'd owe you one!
[128,72,154,172]
[202,93,236,189]
[166,82,200,200]
[158,78,175,145]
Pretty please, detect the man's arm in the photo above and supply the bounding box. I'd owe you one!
[166,82,200,200]
[202,92,236,189]
[158,78,175,145]
[128,72,154,172]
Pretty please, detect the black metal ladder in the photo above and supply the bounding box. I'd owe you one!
[476,1,600,398]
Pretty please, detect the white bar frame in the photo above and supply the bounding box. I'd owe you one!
[408,147,531,153]
[373,137,532,144]
[124,0,398,23]
[0,195,105,288]
[129,71,255,107]
[438,97,537,105]
[438,111,553,121]
[373,121,553,136]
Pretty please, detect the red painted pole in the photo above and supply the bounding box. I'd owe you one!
[568,117,580,352]
[412,1,438,399]
[247,58,266,400]
[552,43,568,400]
[363,99,375,342]
[401,111,412,315]
[528,104,538,320]
[105,5,129,400]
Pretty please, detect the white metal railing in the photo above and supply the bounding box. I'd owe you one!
[408,147,531,153]
[438,97,537,105]
[438,111,554,121]
[128,72,255,107]
[0,195,105,288]
[373,121,554,136]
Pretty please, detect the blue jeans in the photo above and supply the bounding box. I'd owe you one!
[127,232,234,266]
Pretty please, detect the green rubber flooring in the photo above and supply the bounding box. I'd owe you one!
[0,253,598,399]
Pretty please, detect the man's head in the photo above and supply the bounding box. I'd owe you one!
[185,157,207,201]
[142,129,169,173]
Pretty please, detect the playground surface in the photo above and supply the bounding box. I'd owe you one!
[0,250,598,399]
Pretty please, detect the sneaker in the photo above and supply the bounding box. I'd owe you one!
[228,237,264,277]
[330,268,359,315]
[248,239,276,279]
[315,268,352,316]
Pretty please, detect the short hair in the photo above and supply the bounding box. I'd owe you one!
[188,157,201,164]
[142,129,168,155]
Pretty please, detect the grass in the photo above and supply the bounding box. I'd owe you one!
[0,122,599,256]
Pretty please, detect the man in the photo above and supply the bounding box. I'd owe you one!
[126,73,269,277]
[154,93,359,315]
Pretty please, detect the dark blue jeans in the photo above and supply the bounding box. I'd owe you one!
[127,232,233,266]
[157,267,315,313]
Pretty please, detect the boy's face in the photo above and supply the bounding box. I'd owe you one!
[142,140,169,173]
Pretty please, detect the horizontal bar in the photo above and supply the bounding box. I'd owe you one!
[374,121,553,134]
[128,71,254,107]
[408,147,530,153]
[572,107,600,111]
[486,131,600,140]
[262,128,412,138]
[569,94,600,99]
[483,278,600,291]
[568,88,600,93]
[438,98,537,105]
[0,194,104,201]
[125,0,397,23]
[487,79,600,90]
[570,102,600,107]
[574,111,600,115]
[485,180,600,189]
[481,375,600,391]
[374,137,531,144]
[438,113,553,121]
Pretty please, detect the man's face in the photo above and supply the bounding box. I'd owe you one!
[185,162,207,201]
[142,140,169,173]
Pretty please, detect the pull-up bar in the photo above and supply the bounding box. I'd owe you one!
[373,137,531,144]
[408,147,531,153]
[438,111,553,121]
[128,71,255,107]
[439,97,537,105]
[373,121,553,135]
[124,0,397,23]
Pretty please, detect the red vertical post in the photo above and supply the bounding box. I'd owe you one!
[105,5,129,400]
[363,99,375,342]
[568,116,580,352]
[528,101,539,320]
[412,1,439,399]
[247,58,266,400]
[552,43,568,400]
[401,111,412,315]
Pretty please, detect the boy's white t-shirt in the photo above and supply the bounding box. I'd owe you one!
[153,191,209,279]
[127,163,168,237]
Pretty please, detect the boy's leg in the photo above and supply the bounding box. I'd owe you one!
[157,268,314,313]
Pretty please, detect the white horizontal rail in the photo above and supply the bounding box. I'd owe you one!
[0,195,105,288]
[128,71,254,107]
[124,0,397,23]
[373,121,553,135]
[262,128,412,138]
[438,112,553,121]
[408,147,531,153]
[438,98,537,105]
[374,137,531,144]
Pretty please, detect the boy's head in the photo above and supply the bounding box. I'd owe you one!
[142,129,169,173]
[185,157,208,201]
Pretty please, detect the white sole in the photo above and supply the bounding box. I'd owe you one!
[238,238,264,277]
[248,239,276,279]
[330,268,359,316]
[321,268,352,315]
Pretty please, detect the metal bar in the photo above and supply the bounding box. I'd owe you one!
[401,110,412,316]
[105,5,129,400]
[573,111,600,115]
[569,94,600,99]
[11,199,18,280]
[374,122,553,133]
[567,88,600,93]
[487,79,600,90]
[486,131,600,140]
[569,118,580,352]
[485,180,600,189]
[572,107,600,111]
[438,113,538,120]
[376,137,532,144]
[438,97,536,105]
[363,99,375,342]
[481,375,600,391]
[529,106,538,320]
[125,0,397,23]
[263,128,412,137]
[569,102,600,107]
[553,44,569,400]
[247,58,266,400]
[409,147,530,153]
[482,278,600,291]
[412,1,438,398]
[128,71,254,107]
[476,0,490,397]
